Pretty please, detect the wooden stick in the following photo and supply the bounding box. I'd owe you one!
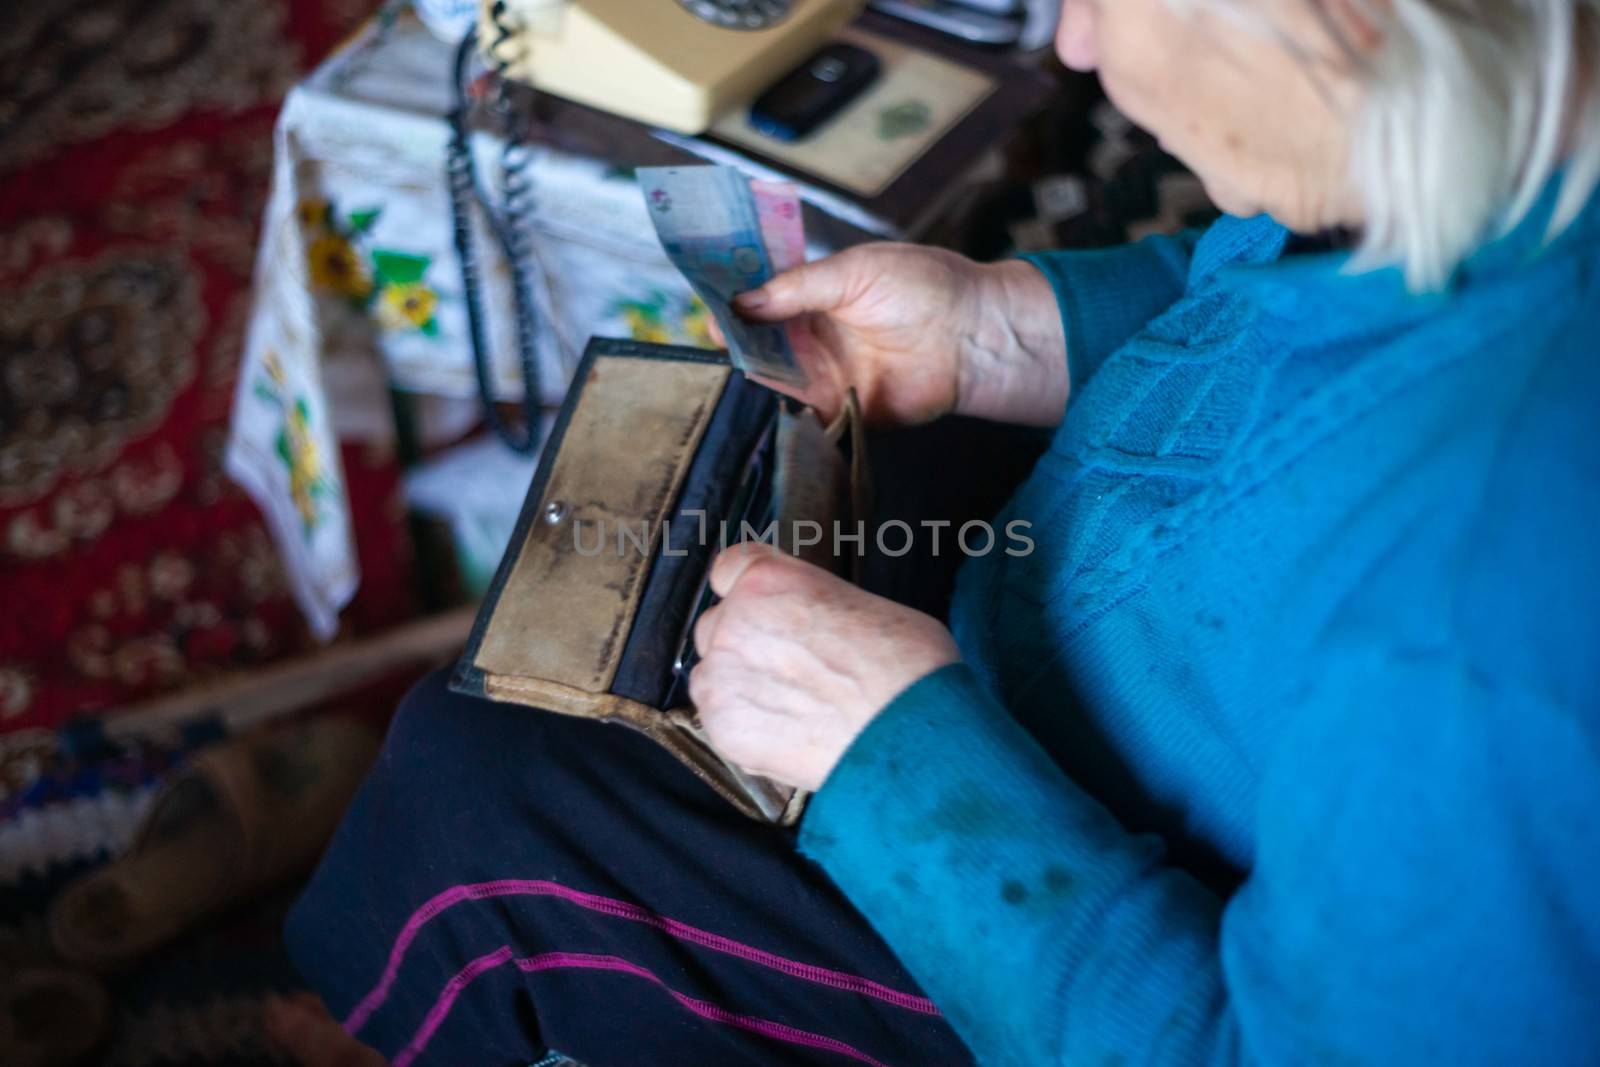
[101,607,476,741]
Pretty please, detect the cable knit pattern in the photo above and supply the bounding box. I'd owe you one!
[801,183,1600,1066]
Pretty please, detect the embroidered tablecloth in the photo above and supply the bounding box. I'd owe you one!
[227,13,719,637]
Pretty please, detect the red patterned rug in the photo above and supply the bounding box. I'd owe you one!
[0,0,418,734]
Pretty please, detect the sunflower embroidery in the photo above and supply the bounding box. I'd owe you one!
[308,234,372,300]
[613,291,716,348]
[253,350,334,538]
[618,300,673,344]
[682,295,715,349]
[368,251,440,335]
[278,398,330,532]
[302,200,382,305]
[376,281,440,333]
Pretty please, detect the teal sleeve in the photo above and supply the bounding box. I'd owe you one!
[799,658,1600,1065]
[1019,230,1200,392]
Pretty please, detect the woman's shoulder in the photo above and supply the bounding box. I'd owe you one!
[1450,313,1600,711]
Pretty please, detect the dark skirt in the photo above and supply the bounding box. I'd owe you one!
[285,669,973,1066]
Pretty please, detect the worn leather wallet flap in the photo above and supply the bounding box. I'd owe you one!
[471,353,728,694]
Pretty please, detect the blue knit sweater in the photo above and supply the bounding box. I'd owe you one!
[799,186,1600,1064]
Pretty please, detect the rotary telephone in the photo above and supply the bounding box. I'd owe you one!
[449,0,861,452]
[479,0,864,134]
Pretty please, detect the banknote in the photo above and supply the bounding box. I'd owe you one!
[637,165,807,386]
[750,179,806,273]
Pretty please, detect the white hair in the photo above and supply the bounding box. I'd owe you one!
[1347,0,1600,290]
[1187,0,1600,290]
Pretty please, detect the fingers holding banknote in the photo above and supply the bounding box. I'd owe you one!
[706,306,851,421]
[728,243,1069,428]
[727,244,968,426]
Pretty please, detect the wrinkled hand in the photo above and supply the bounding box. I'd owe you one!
[689,542,960,792]
[712,242,1067,428]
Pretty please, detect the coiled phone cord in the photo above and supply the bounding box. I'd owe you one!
[446,13,544,454]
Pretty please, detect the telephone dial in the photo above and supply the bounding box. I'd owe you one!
[481,0,864,134]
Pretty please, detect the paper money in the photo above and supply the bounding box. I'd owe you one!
[637,165,808,386]
[750,180,806,273]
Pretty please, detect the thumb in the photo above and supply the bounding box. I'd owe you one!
[709,539,790,598]
[734,255,858,321]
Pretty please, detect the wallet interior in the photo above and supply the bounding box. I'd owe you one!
[453,339,861,824]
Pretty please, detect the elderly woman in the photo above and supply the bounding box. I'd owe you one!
[286,0,1600,1063]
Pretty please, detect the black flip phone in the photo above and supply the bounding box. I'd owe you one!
[748,43,881,142]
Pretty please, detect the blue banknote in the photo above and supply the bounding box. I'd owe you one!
[637,165,807,386]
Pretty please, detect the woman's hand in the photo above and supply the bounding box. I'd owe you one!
[724,243,1068,427]
[689,542,960,792]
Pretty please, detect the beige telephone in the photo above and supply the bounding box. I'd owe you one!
[481,0,864,134]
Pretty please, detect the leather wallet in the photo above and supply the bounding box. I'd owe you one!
[452,338,865,824]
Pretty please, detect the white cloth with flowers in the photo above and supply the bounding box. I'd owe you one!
[226,13,713,638]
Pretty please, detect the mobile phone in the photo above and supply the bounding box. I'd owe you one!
[749,43,881,142]
[868,0,1024,46]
